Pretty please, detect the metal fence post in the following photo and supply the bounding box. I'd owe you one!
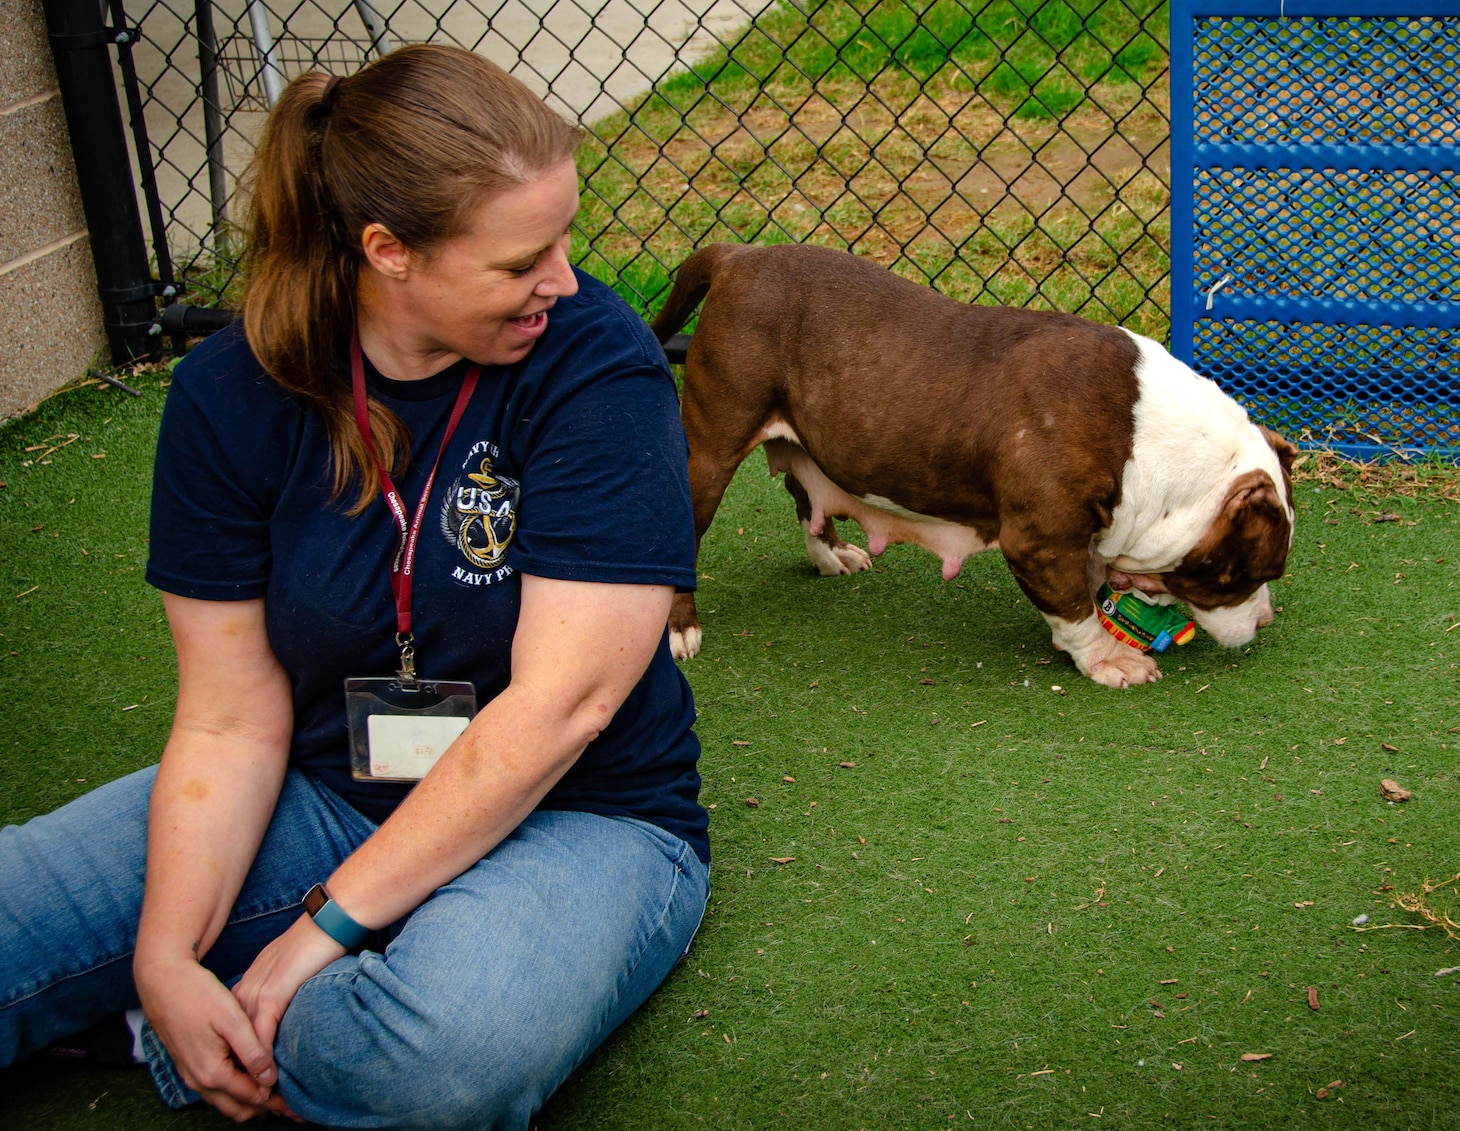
[41,0,158,363]
[353,0,394,56]
[247,0,286,106]
[196,0,230,243]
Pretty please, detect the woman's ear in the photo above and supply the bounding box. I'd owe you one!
[360,223,411,281]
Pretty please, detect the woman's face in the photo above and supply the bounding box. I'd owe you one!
[400,158,581,368]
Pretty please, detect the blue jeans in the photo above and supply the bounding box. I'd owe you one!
[0,766,708,1129]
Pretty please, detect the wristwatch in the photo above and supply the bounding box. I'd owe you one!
[301,883,370,951]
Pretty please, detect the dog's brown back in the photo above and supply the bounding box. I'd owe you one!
[653,243,1142,529]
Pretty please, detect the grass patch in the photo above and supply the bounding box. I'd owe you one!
[575,0,1172,337]
[3,378,1459,1127]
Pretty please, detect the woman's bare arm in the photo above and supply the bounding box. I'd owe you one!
[133,593,295,1120]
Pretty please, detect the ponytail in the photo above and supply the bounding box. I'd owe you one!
[238,46,582,514]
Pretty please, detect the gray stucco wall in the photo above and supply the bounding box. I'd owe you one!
[0,0,107,420]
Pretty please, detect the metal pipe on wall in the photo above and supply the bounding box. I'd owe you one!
[40,0,158,363]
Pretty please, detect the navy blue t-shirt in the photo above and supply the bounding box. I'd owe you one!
[147,270,708,864]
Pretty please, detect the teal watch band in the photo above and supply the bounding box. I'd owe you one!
[302,882,370,950]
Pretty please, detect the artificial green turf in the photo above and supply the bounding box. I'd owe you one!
[2,377,1457,1129]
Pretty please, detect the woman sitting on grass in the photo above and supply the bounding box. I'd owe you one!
[0,43,708,1127]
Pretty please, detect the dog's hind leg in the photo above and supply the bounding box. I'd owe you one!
[672,378,772,659]
[782,473,872,576]
[669,444,741,660]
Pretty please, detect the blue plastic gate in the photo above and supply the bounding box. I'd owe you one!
[1170,0,1460,461]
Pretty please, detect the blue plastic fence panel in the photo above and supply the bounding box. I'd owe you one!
[1170,0,1460,461]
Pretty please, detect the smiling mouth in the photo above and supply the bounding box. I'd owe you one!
[510,311,547,330]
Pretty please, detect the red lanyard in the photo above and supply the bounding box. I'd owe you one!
[350,336,479,679]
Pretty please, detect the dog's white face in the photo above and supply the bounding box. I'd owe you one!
[1190,583,1275,646]
[1106,567,1278,647]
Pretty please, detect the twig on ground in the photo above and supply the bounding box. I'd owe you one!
[1352,873,1460,942]
[1074,861,1108,911]
[87,368,143,397]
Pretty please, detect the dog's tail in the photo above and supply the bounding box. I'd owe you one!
[650,243,746,344]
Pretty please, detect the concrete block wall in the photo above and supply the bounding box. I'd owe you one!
[0,0,108,420]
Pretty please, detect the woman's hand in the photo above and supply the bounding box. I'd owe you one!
[232,914,347,1056]
[136,955,292,1121]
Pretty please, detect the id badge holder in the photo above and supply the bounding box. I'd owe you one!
[344,677,477,782]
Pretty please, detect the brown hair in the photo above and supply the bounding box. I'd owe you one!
[241,45,582,512]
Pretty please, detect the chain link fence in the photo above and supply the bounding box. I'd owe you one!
[115,0,1170,336]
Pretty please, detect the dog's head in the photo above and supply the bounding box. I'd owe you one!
[1111,428,1297,646]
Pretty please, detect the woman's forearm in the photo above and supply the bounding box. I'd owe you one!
[137,594,295,970]
[319,679,596,929]
[319,576,672,932]
[135,734,291,967]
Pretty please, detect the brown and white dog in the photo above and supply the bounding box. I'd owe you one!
[652,244,1296,688]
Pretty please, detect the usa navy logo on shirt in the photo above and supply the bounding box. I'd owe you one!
[442,441,519,586]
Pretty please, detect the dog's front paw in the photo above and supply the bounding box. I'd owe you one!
[1086,649,1162,689]
[1050,613,1163,689]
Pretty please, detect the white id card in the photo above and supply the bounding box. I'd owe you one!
[344,677,477,782]
[365,714,468,779]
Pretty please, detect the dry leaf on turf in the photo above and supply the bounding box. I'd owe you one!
[1240,1053,1272,1062]
[744,797,759,808]
[839,761,856,768]
[1380,779,1412,802]
[769,857,795,864]
[1307,987,1320,1011]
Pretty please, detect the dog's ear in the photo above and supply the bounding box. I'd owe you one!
[1258,426,1298,502]
[1224,469,1289,577]
[1175,469,1289,598]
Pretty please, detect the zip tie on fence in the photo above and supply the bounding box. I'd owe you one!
[1204,273,1234,311]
